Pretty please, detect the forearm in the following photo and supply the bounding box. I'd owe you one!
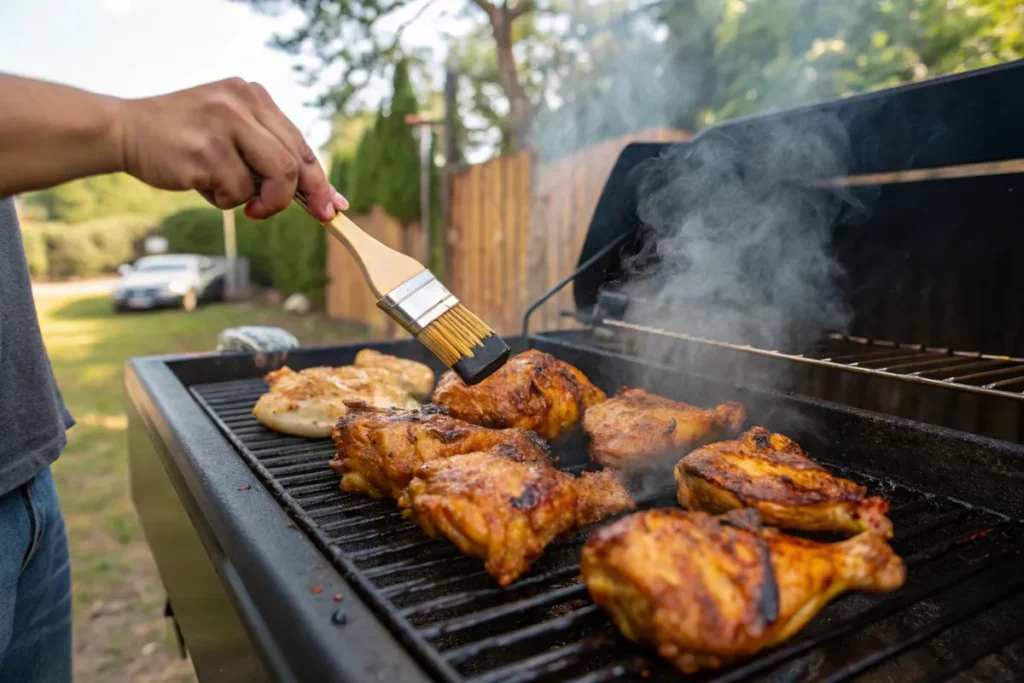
[0,73,125,197]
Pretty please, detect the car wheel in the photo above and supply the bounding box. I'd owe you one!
[182,289,198,312]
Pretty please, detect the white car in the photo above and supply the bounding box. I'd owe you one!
[112,254,226,312]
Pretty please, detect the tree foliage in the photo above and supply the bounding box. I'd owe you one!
[23,172,205,223]
[328,151,352,195]
[346,108,384,213]
[378,59,421,224]
[239,0,1021,162]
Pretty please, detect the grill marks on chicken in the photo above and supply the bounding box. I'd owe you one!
[432,349,607,441]
[399,452,636,586]
[329,401,553,498]
[582,388,748,468]
[252,365,421,439]
[581,509,906,674]
[676,427,894,538]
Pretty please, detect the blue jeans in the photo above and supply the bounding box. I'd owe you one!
[0,467,72,683]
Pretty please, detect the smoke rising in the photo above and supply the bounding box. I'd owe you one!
[585,114,868,492]
[620,112,858,370]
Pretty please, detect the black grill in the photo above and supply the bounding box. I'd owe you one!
[188,360,1024,683]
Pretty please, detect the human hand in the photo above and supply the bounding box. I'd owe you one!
[115,78,347,221]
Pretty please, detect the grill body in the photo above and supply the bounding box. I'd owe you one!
[127,334,1024,683]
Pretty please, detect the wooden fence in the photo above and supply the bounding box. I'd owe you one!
[446,126,690,335]
[325,126,690,337]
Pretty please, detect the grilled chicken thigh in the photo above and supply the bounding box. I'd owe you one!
[583,388,747,468]
[354,348,435,399]
[432,349,606,441]
[329,401,553,498]
[675,427,893,537]
[399,452,635,585]
[252,366,419,439]
[581,509,906,674]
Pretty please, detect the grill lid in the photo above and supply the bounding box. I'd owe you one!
[570,59,1024,357]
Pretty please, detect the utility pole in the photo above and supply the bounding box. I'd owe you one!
[404,113,444,274]
[223,208,237,299]
[440,70,458,280]
[418,125,432,269]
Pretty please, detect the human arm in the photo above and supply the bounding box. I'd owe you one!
[0,73,346,221]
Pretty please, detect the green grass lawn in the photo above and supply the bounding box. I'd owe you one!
[36,290,366,683]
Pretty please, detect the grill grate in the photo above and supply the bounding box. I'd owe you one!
[190,377,1024,682]
[595,320,1024,404]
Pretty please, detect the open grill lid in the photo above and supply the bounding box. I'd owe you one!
[570,59,1024,358]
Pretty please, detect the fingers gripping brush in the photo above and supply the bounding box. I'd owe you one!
[270,181,510,384]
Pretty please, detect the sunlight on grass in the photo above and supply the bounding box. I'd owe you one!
[37,288,367,683]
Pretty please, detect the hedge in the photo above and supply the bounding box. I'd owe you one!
[21,216,157,279]
[160,204,327,304]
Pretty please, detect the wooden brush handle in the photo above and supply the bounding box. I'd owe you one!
[321,212,424,298]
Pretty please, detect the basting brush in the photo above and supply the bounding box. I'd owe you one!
[278,182,510,385]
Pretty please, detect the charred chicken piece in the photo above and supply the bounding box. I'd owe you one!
[329,401,552,498]
[252,366,419,439]
[581,508,906,674]
[582,387,747,468]
[432,349,606,442]
[675,427,893,538]
[354,348,435,400]
[399,452,635,586]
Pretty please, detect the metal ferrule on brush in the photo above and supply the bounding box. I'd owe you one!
[377,270,460,336]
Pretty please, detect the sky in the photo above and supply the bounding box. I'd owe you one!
[0,0,454,162]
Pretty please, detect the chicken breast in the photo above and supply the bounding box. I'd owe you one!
[675,426,894,538]
[398,452,635,586]
[354,348,435,400]
[252,366,419,439]
[329,401,553,498]
[432,349,607,441]
[581,508,906,674]
[582,388,747,468]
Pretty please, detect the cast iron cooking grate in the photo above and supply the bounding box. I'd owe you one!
[190,376,1024,682]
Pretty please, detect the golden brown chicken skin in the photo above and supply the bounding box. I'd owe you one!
[582,388,747,468]
[675,426,893,538]
[581,508,906,674]
[398,452,635,586]
[329,401,553,498]
[432,349,606,441]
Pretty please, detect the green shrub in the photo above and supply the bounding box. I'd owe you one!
[161,207,225,255]
[21,228,48,278]
[158,203,326,301]
[22,216,156,279]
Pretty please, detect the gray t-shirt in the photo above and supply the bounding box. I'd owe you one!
[0,197,74,496]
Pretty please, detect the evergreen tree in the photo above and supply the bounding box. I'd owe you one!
[328,151,351,195]
[346,108,383,214]
[378,60,421,225]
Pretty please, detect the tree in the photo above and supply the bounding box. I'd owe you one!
[346,108,384,214]
[328,151,351,195]
[378,59,421,224]
[237,0,541,152]
[24,172,205,223]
